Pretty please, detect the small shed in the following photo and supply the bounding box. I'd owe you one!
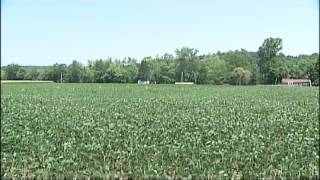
[175,82,194,85]
[138,80,150,84]
[281,79,312,86]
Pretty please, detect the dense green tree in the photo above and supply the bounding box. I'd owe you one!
[258,37,283,83]
[158,58,176,84]
[38,69,51,81]
[16,68,26,80]
[138,59,150,81]
[308,58,319,85]
[88,59,111,83]
[175,47,199,82]
[65,60,83,83]
[230,67,252,85]
[148,59,161,83]
[1,70,7,80]
[124,63,139,83]
[197,62,208,84]
[202,56,228,84]
[24,69,40,80]
[219,49,259,84]
[258,38,283,62]
[51,63,67,82]
[266,57,289,84]
[4,64,21,80]
[80,67,94,83]
[105,63,126,83]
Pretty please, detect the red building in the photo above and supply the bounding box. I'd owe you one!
[281,79,312,86]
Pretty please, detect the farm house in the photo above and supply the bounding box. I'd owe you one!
[281,78,312,86]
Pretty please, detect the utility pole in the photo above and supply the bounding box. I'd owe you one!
[181,71,184,82]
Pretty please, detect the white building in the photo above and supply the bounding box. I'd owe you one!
[138,80,150,84]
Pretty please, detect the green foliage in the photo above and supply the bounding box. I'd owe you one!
[81,67,95,83]
[124,63,139,83]
[24,69,40,80]
[52,63,67,82]
[65,60,83,83]
[265,57,288,84]
[1,84,319,178]
[308,57,319,85]
[258,37,283,83]
[4,64,22,80]
[2,38,318,85]
[220,49,260,84]
[106,63,127,83]
[230,67,251,85]
[158,58,176,84]
[175,47,199,82]
[88,59,112,83]
[138,59,150,81]
[1,70,7,80]
[175,47,199,62]
[258,37,283,62]
[16,68,26,80]
[202,56,228,84]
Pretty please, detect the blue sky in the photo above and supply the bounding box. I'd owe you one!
[1,0,319,66]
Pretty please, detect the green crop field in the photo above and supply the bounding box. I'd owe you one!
[1,84,319,179]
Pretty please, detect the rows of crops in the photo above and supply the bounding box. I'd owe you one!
[1,84,319,179]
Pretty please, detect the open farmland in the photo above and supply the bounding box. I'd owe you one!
[1,84,319,179]
[1,80,54,84]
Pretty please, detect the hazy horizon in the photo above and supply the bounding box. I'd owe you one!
[1,49,319,67]
[1,0,319,66]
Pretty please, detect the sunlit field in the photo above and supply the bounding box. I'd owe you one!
[1,80,54,84]
[1,84,319,179]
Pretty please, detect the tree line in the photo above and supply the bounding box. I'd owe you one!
[1,37,319,85]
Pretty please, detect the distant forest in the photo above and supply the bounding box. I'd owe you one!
[1,37,319,85]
